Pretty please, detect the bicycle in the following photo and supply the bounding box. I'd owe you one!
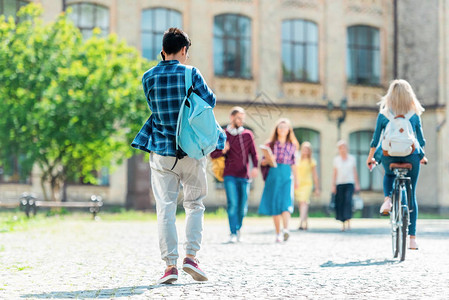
[388,163,413,261]
[369,161,414,261]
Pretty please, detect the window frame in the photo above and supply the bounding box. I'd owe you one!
[67,2,110,38]
[347,25,381,86]
[281,19,319,83]
[141,7,183,61]
[0,0,29,22]
[214,13,252,79]
[0,155,31,185]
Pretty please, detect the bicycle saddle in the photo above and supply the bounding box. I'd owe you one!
[389,163,412,170]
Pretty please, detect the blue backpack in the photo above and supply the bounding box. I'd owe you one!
[174,66,224,161]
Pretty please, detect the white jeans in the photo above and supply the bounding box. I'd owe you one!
[150,153,207,266]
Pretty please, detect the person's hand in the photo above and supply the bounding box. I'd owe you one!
[260,158,268,166]
[355,184,360,192]
[314,189,321,197]
[331,185,336,194]
[366,157,376,170]
[420,157,428,165]
[250,167,258,179]
[222,142,230,154]
[294,179,299,189]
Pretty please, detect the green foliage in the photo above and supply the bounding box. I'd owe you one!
[0,4,156,199]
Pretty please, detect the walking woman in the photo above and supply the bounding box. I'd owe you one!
[295,142,320,230]
[366,79,427,250]
[258,119,299,242]
[332,140,360,231]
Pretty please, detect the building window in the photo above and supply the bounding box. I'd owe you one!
[349,130,382,191]
[0,0,29,21]
[282,19,319,83]
[294,128,321,176]
[68,167,110,186]
[67,2,109,39]
[141,7,182,61]
[347,25,380,85]
[0,155,31,184]
[214,14,252,79]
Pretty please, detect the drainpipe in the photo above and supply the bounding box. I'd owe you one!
[393,0,398,79]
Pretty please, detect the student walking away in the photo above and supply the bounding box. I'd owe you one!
[366,79,427,250]
[258,119,299,243]
[295,141,320,230]
[332,140,360,232]
[210,107,259,243]
[131,28,225,284]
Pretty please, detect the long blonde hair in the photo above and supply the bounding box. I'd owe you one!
[378,79,425,116]
[267,118,300,149]
[300,141,313,160]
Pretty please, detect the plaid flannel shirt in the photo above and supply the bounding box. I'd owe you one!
[131,60,225,157]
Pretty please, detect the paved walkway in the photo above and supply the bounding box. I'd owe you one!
[1,217,448,299]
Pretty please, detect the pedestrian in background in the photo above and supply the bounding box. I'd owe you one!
[332,140,360,231]
[258,118,299,243]
[210,107,259,243]
[132,28,225,284]
[295,141,320,230]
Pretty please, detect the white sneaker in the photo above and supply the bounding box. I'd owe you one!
[283,229,290,242]
[227,234,238,244]
[275,234,283,243]
[236,230,242,242]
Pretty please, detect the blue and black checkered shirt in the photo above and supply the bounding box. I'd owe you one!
[131,60,225,157]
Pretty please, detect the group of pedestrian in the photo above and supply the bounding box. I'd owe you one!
[132,27,427,284]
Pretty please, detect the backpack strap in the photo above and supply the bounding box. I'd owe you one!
[382,110,394,121]
[171,66,194,170]
[404,111,415,120]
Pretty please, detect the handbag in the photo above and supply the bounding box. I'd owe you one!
[260,164,270,181]
[260,142,275,181]
[352,192,364,211]
[329,193,336,210]
[211,156,225,182]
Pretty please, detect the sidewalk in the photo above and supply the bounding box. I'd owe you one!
[1,217,448,299]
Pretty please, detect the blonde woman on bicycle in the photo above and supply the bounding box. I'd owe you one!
[366,79,427,250]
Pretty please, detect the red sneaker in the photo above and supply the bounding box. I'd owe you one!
[182,257,208,281]
[158,267,178,284]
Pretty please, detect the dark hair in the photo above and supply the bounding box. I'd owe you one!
[230,106,245,116]
[162,27,191,55]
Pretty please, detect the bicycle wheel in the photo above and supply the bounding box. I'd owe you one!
[398,189,408,261]
[391,189,399,258]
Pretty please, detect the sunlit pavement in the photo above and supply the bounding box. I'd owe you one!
[1,217,448,299]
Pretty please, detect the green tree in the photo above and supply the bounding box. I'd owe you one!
[0,4,154,201]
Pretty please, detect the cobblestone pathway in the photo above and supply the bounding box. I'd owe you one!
[1,217,448,299]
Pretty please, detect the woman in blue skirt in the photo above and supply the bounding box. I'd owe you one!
[259,119,299,243]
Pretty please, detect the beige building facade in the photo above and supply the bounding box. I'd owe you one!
[1,0,447,213]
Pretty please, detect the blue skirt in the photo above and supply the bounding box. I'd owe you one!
[258,164,294,216]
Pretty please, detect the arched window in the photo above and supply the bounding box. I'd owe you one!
[214,14,252,79]
[294,128,321,176]
[67,2,109,39]
[141,8,182,60]
[282,19,318,82]
[0,0,29,21]
[349,130,382,191]
[347,25,380,85]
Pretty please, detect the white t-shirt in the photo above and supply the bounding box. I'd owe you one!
[333,155,356,185]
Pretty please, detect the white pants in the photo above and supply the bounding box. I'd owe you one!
[150,153,207,266]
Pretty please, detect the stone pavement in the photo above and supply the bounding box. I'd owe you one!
[1,217,448,299]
